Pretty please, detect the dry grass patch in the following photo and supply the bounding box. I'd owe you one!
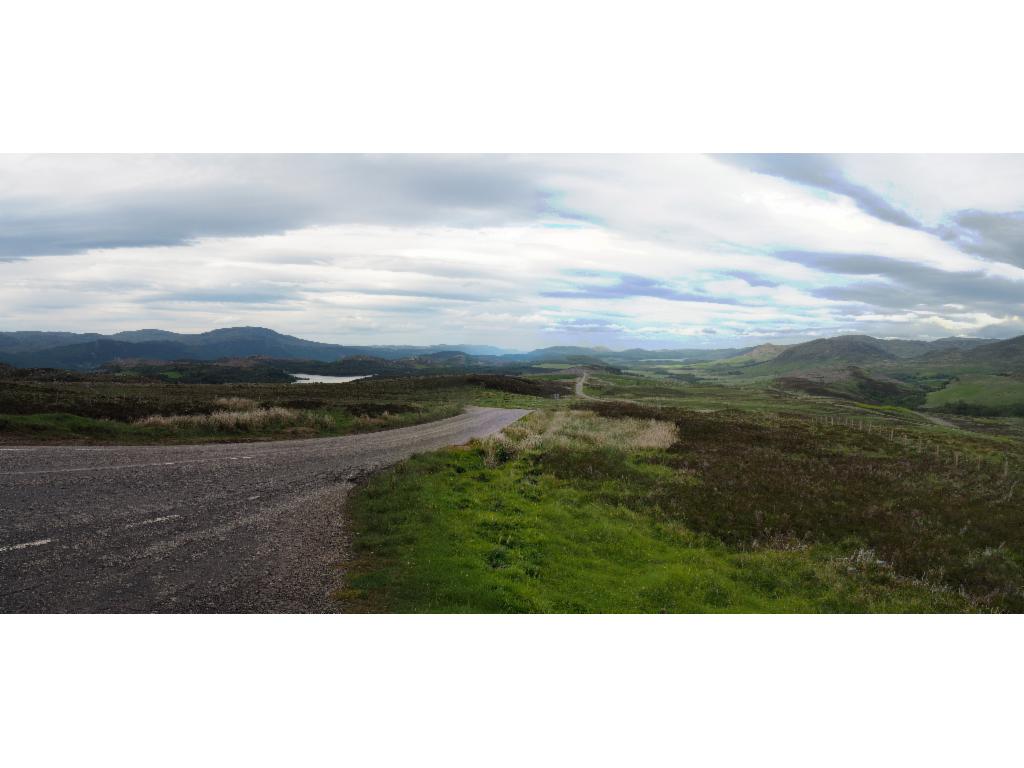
[135,407,334,432]
[482,409,677,466]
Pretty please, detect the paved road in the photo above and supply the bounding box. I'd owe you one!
[0,406,529,613]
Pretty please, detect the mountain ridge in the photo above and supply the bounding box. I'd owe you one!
[0,326,1018,372]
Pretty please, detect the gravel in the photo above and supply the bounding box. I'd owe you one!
[0,406,529,613]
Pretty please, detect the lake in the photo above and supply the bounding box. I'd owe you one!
[290,373,372,384]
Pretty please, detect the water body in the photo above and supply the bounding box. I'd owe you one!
[290,373,372,384]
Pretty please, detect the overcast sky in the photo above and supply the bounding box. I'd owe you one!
[2,154,1023,349]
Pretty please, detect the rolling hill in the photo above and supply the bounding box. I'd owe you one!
[738,334,1008,376]
[751,336,897,373]
[776,366,926,407]
[715,343,789,365]
[953,334,1024,369]
[1,326,1019,376]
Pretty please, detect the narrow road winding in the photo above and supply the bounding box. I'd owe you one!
[575,371,598,400]
[0,406,529,613]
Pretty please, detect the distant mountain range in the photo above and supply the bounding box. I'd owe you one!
[0,326,751,371]
[0,327,515,370]
[0,325,1019,373]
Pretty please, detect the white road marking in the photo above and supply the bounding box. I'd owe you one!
[0,461,185,475]
[124,514,182,529]
[0,538,53,553]
[0,455,256,475]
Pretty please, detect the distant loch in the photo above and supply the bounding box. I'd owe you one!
[290,373,372,384]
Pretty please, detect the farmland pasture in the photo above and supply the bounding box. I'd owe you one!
[925,374,1024,412]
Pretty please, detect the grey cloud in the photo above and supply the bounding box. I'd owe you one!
[937,209,1024,267]
[777,250,1024,311]
[0,187,314,259]
[141,288,300,305]
[811,283,917,308]
[334,287,491,303]
[547,318,624,333]
[542,274,739,305]
[977,318,1024,337]
[775,250,926,280]
[716,154,922,230]
[714,156,1024,279]
[722,270,779,288]
[0,155,547,260]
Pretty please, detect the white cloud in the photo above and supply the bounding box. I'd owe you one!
[2,154,1024,347]
[837,154,1024,225]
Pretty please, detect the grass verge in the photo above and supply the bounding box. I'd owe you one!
[339,410,985,613]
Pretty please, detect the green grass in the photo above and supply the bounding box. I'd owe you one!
[0,413,140,441]
[339,408,1011,613]
[925,374,1024,409]
[341,448,968,613]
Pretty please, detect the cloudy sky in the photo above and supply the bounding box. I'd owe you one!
[2,154,1023,349]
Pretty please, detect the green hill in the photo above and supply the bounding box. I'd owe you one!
[716,343,789,365]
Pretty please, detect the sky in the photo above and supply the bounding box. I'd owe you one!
[1,153,1023,350]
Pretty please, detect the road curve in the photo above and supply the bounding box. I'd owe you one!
[0,406,529,613]
[575,371,597,400]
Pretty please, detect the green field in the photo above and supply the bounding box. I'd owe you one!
[925,374,1024,412]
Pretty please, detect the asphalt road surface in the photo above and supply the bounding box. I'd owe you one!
[0,406,529,613]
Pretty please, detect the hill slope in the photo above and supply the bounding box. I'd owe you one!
[716,343,789,365]
[955,334,1024,370]
[744,336,897,375]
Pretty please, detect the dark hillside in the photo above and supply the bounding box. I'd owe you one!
[959,334,1024,368]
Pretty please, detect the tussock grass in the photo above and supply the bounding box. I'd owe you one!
[481,409,677,466]
[135,407,334,432]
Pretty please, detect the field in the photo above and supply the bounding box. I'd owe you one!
[924,374,1024,415]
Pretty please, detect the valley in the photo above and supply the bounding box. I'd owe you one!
[2,325,1024,612]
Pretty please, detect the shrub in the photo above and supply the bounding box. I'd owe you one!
[211,396,260,411]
